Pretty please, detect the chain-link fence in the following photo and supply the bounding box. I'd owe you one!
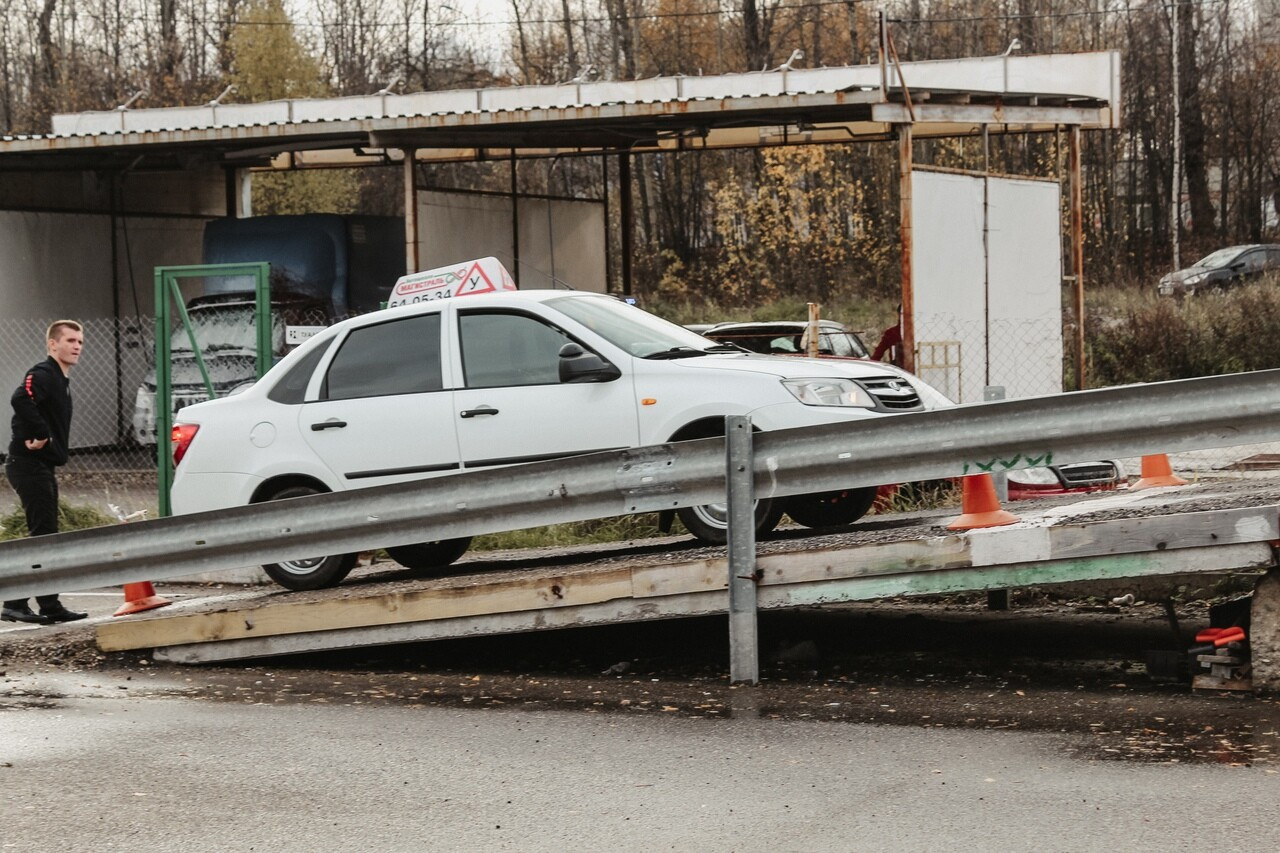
[0,315,159,521]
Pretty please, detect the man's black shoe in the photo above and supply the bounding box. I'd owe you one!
[39,605,87,624]
[2,604,52,625]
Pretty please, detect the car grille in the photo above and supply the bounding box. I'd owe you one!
[858,376,922,411]
[172,393,210,415]
[1057,461,1119,486]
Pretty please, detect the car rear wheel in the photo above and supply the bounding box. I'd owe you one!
[260,485,359,591]
[386,538,472,574]
[677,499,782,545]
[784,486,879,529]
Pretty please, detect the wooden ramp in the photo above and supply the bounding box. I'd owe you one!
[96,488,1280,665]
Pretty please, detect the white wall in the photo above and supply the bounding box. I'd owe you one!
[0,211,206,447]
[416,190,607,292]
[911,170,1062,403]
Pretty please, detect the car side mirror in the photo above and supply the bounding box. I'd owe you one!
[558,342,620,383]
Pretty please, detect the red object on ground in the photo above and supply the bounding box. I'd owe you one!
[946,474,1020,530]
[1194,626,1247,644]
[1131,454,1188,490]
[113,582,174,617]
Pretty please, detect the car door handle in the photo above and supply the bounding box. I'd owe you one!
[460,406,499,419]
[310,419,348,431]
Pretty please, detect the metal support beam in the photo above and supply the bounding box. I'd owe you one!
[726,415,759,685]
[505,153,520,285]
[1068,125,1086,390]
[898,123,915,373]
[402,148,418,273]
[619,151,633,297]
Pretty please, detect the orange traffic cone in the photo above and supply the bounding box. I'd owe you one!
[1130,454,1188,490]
[113,582,173,617]
[947,474,1020,530]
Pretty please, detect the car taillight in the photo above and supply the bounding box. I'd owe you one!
[172,423,199,467]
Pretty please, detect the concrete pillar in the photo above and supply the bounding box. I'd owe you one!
[1250,567,1280,693]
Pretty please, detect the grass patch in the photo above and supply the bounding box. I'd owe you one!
[1083,276,1280,386]
[471,514,670,551]
[0,500,118,540]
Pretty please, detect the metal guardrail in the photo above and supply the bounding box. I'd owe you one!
[2,369,1280,603]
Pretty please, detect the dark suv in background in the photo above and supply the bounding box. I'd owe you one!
[1157,244,1280,296]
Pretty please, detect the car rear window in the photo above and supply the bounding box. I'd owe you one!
[323,314,443,400]
[267,337,333,405]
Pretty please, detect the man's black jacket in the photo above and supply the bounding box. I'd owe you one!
[9,356,72,467]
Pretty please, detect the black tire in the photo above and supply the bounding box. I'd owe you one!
[259,485,358,591]
[784,486,879,529]
[386,537,472,573]
[677,499,781,545]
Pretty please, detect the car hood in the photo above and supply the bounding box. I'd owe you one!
[140,353,258,393]
[673,352,912,381]
[1160,266,1217,284]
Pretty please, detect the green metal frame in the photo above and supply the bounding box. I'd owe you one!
[154,263,271,516]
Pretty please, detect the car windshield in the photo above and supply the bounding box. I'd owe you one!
[1193,247,1244,269]
[170,304,284,354]
[546,295,717,358]
[822,331,870,358]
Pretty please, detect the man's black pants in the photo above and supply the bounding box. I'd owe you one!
[4,456,62,610]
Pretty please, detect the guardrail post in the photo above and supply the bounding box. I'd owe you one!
[726,415,759,685]
[983,385,1008,501]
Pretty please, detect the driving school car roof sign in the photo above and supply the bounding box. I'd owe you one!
[387,257,517,308]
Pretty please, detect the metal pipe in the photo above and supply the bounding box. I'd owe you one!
[1069,125,1086,390]
[4,369,1280,601]
[619,151,633,297]
[898,124,915,373]
[403,148,419,273]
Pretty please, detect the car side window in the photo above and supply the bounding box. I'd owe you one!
[322,313,443,400]
[1240,251,1266,274]
[267,337,334,404]
[459,311,572,388]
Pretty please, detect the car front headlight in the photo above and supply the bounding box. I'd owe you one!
[1007,466,1062,486]
[782,378,876,408]
[1183,271,1209,286]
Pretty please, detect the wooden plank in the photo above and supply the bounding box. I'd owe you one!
[767,543,1274,608]
[967,504,1279,566]
[154,590,728,665]
[100,504,1280,658]
[98,567,635,652]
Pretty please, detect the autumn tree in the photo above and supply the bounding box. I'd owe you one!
[229,0,358,214]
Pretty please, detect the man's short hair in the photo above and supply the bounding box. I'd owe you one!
[46,320,83,342]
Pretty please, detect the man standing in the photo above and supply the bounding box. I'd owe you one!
[2,320,88,625]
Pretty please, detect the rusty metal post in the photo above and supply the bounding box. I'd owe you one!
[619,151,633,298]
[1068,125,1086,390]
[402,148,418,274]
[898,123,915,374]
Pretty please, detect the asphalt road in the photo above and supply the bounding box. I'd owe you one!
[3,666,1278,853]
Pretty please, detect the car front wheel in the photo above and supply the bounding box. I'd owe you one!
[259,485,359,591]
[677,499,782,545]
